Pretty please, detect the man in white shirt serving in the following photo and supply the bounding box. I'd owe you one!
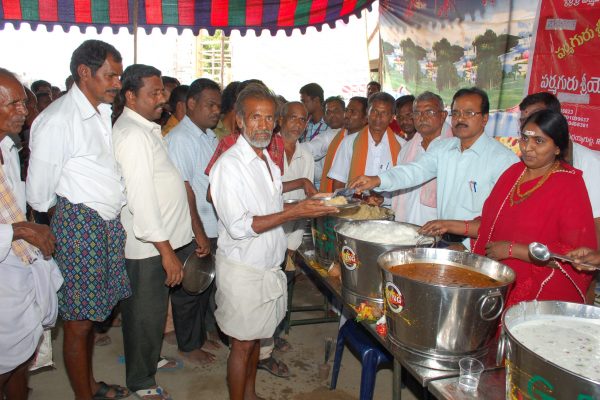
[113,64,193,400]
[0,68,63,400]
[27,40,132,400]
[209,84,337,400]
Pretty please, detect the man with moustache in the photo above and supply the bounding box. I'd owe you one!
[306,96,345,190]
[256,101,314,378]
[351,87,518,246]
[328,92,404,206]
[395,95,416,141]
[27,40,132,400]
[113,65,193,400]
[392,92,452,225]
[0,68,62,400]
[299,83,328,143]
[166,78,221,365]
[209,84,337,400]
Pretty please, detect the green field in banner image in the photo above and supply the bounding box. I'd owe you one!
[387,71,526,111]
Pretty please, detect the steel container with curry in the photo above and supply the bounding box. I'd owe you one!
[378,248,515,370]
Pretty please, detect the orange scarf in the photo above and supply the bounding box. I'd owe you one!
[348,127,401,182]
[319,128,347,192]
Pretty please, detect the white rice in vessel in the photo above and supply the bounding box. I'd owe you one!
[337,222,428,245]
[510,316,600,382]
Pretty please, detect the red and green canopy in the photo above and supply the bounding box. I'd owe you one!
[0,0,373,35]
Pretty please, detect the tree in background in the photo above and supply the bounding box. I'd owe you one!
[472,29,519,90]
[400,38,427,84]
[432,38,464,92]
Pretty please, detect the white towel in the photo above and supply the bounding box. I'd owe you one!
[214,255,287,340]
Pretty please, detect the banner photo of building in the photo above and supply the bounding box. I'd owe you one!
[379,0,538,152]
[526,0,600,151]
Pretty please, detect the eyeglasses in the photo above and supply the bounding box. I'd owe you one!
[450,110,483,118]
[411,110,441,118]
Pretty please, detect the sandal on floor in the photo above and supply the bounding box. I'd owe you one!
[257,356,290,378]
[134,386,173,400]
[92,381,131,400]
[274,337,292,352]
[157,357,183,371]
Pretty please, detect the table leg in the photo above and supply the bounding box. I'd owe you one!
[393,359,402,400]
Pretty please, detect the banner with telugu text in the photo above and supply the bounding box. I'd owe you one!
[379,0,539,153]
[526,0,600,150]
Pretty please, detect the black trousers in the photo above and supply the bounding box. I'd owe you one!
[121,242,194,391]
[171,238,217,352]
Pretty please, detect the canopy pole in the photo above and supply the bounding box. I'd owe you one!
[133,0,139,63]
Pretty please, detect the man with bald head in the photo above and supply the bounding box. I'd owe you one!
[0,68,62,399]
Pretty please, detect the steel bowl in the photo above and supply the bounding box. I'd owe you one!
[182,253,215,295]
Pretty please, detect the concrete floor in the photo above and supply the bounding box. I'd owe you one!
[29,273,419,400]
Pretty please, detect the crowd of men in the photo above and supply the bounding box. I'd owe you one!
[2,38,600,400]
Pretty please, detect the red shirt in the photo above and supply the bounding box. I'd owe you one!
[204,132,285,176]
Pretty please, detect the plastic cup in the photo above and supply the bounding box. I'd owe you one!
[458,357,484,392]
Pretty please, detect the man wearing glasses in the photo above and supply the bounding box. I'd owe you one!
[350,87,518,247]
[391,91,453,226]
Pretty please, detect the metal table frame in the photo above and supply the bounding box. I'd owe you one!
[294,244,505,400]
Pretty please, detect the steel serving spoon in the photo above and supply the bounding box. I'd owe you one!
[528,242,599,270]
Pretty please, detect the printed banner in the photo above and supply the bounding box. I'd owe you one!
[380,0,539,152]
[527,0,600,150]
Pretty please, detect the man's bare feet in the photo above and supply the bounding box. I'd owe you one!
[178,349,216,365]
[202,339,222,351]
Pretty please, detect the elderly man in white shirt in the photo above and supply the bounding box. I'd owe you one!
[113,65,193,400]
[209,84,337,400]
[0,69,62,399]
[166,78,221,365]
[328,92,405,206]
[392,91,452,226]
[26,41,132,400]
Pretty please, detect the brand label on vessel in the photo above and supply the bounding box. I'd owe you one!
[341,246,358,270]
[385,282,404,313]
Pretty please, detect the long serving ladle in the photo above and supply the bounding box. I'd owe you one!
[528,242,599,270]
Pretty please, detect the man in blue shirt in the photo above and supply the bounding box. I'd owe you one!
[350,87,518,244]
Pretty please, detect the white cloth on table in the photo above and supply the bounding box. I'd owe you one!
[166,116,219,238]
[1,137,62,374]
[26,84,125,220]
[210,135,287,269]
[113,107,192,259]
[214,255,287,340]
[282,142,314,251]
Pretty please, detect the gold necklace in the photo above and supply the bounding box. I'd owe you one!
[510,161,560,206]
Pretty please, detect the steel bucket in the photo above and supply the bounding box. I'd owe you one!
[311,207,393,267]
[378,248,515,370]
[334,220,433,309]
[500,301,600,399]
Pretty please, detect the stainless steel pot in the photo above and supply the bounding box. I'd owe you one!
[311,207,393,267]
[500,301,600,399]
[378,248,515,370]
[334,220,432,308]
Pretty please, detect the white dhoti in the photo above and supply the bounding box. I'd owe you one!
[0,256,63,374]
[214,255,287,341]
